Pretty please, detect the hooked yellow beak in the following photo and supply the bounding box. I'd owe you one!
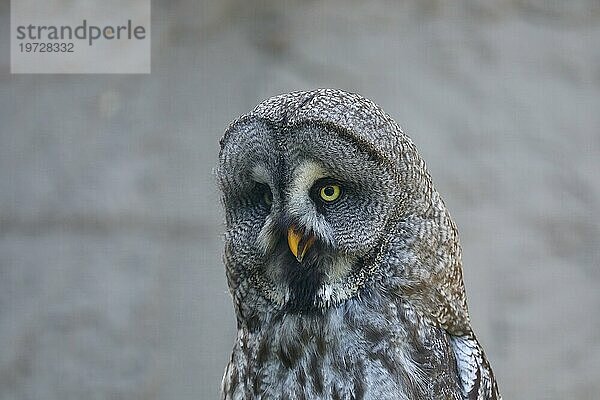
[287,226,316,263]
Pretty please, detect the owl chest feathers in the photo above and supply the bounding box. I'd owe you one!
[221,290,462,400]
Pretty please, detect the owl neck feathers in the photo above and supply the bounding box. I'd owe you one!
[225,284,462,399]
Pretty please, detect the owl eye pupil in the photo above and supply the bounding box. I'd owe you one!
[317,182,341,203]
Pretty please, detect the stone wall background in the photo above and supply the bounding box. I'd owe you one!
[1,1,599,399]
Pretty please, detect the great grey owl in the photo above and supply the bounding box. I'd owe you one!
[217,89,501,399]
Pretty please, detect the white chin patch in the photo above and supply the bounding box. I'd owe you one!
[316,253,357,306]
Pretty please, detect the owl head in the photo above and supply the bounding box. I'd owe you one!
[218,89,442,318]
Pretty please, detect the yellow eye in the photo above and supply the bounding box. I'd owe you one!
[319,184,341,202]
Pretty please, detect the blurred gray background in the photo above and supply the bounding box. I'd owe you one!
[1,1,599,399]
